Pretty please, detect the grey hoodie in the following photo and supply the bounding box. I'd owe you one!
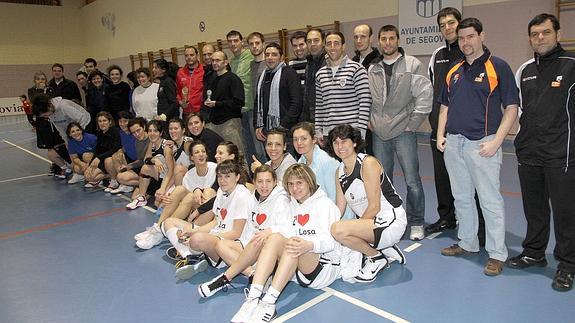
[368,48,432,141]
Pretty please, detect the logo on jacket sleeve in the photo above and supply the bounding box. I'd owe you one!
[551,75,562,88]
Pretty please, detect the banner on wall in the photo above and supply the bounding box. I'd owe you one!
[399,0,463,55]
[0,97,25,117]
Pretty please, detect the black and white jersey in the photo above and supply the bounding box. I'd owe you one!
[338,153,403,226]
[174,136,193,167]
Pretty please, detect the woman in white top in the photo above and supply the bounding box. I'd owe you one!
[250,128,297,182]
[198,164,291,298]
[230,164,341,323]
[131,67,159,121]
[328,124,407,283]
[134,141,217,250]
[167,160,252,280]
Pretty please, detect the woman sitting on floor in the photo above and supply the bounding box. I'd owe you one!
[163,160,252,280]
[186,112,223,163]
[103,111,137,192]
[166,118,193,186]
[125,120,174,210]
[135,140,217,250]
[230,163,342,323]
[66,122,96,185]
[327,124,407,283]
[198,164,291,298]
[111,117,149,195]
[84,111,122,187]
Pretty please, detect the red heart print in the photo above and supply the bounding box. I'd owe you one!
[220,208,227,220]
[297,213,309,226]
[256,213,267,225]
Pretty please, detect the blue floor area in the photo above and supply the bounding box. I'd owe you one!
[1,116,573,323]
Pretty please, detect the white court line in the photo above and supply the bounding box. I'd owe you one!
[274,290,334,322]
[426,232,442,240]
[0,173,49,184]
[324,287,410,323]
[2,139,51,163]
[403,242,422,253]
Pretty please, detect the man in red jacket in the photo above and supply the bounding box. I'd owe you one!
[177,46,205,121]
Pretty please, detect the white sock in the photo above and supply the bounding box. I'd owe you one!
[247,284,264,299]
[261,287,281,304]
[165,227,192,258]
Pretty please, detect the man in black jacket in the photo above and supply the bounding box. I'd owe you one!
[254,43,301,143]
[299,28,326,122]
[509,13,575,292]
[48,63,81,104]
[203,51,245,150]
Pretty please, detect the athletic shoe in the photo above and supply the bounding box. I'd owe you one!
[135,223,163,249]
[49,163,61,176]
[67,173,84,184]
[198,273,233,298]
[55,168,68,179]
[507,254,547,269]
[165,246,185,261]
[354,252,389,283]
[409,225,425,241]
[231,294,259,323]
[84,181,101,188]
[175,254,208,280]
[425,218,457,234]
[552,270,574,292]
[250,300,277,323]
[110,184,134,194]
[104,179,119,192]
[126,196,147,210]
[381,244,406,265]
[134,224,156,241]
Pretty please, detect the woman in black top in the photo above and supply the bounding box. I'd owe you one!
[185,112,224,162]
[84,111,122,186]
[106,65,131,122]
[153,58,179,121]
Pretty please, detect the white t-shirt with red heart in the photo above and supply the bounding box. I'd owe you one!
[243,185,291,241]
[210,184,252,244]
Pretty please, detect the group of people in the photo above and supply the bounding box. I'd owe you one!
[23,9,573,321]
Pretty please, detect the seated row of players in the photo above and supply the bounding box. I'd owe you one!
[134,124,407,323]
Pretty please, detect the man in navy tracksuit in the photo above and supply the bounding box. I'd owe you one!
[509,13,575,291]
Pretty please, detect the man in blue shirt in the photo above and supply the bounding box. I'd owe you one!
[436,18,519,276]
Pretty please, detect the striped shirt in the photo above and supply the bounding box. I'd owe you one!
[314,56,371,137]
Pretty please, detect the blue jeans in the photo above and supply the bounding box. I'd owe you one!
[444,134,507,261]
[241,110,266,165]
[372,131,425,226]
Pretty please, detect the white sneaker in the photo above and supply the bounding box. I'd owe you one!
[126,196,147,210]
[175,256,208,280]
[198,273,232,298]
[251,300,277,323]
[67,173,84,184]
[84,181,101,188]
[104,179,119,192]
[110,184,134,194]
[381,244,406,265]
[135,223,163,249]
[231,294,259,323]
[354,252,389,283]
[134,224,156,241]
[410,225,425,241]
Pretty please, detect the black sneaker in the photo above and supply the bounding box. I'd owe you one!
[198,273,233,298]
[166,247,184,261]
[49,163,61,176]
[552,270,574,292]
[507,254,547,269]
[425,218,457,234]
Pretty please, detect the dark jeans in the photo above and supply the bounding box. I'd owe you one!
[518,164,575,273]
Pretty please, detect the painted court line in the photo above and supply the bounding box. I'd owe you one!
[403,242,422,253]
[3,139,51,163]
[274,290,334,322]
[0,207,125,241]
[0,173,49,184]
[324,287,410,323]
[426,232,442,240]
